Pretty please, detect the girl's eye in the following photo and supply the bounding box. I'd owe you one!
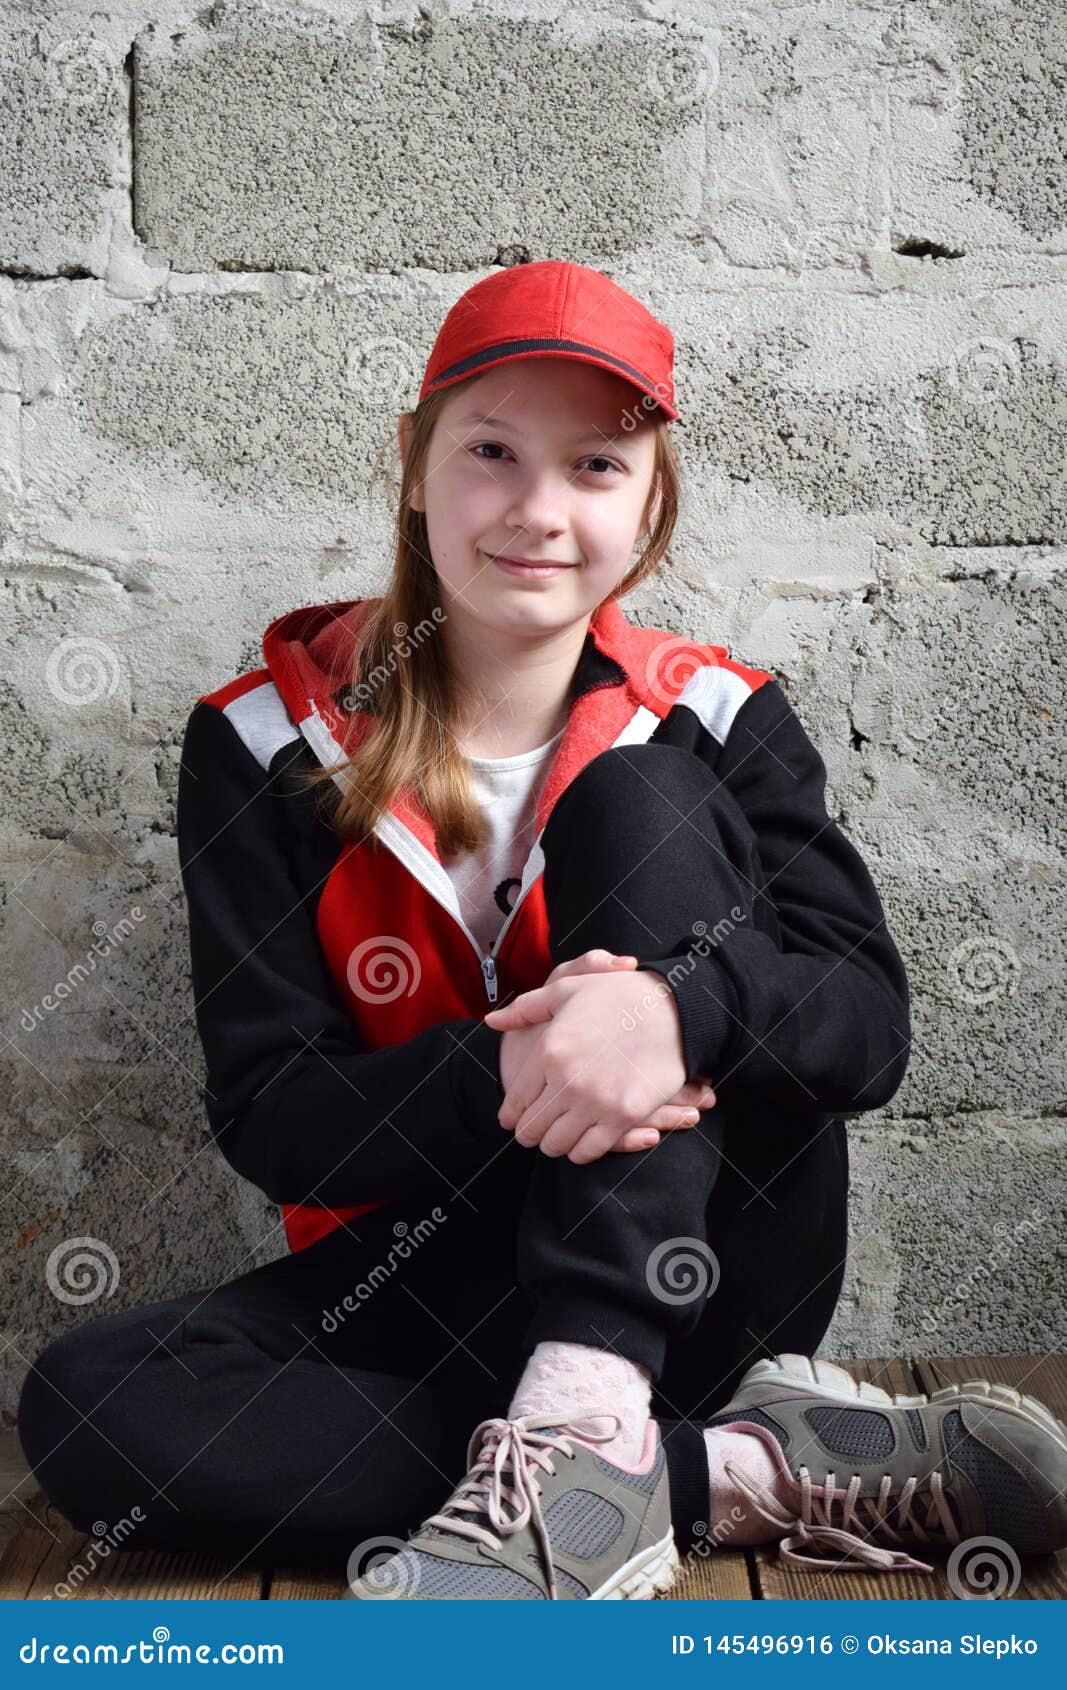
[469,443,622,477]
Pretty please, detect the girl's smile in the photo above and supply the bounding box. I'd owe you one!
[482,551,580,580]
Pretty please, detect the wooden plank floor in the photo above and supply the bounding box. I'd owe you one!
[1,1356,1063,1601]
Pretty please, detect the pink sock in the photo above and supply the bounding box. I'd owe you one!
[702,1425,796,1546]
[506,1340,654,1469]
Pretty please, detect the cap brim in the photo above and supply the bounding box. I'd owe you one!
[423,345,678,422]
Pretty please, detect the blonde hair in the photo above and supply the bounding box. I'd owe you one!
[295,376,681,854]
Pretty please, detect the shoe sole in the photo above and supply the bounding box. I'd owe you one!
[736,1353,1067,1460]
[589,1530,680,1600]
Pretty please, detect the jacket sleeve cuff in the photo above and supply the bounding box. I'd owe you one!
[448,1016,508,1132]
[634,955,740,1086]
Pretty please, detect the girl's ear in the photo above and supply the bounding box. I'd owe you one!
[397,411,424,512]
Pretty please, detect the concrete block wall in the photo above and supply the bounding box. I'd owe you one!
[1,0,1064,1420]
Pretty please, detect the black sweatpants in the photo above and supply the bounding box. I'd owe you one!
[17,744,850,1568]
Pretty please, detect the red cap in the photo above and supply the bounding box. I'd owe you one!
[418,260,679,422]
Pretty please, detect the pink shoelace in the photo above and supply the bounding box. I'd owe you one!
[423,1406,622,1600]
[724,1454,962,1573]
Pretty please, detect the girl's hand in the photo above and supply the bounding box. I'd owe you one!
[490,949,715,1158]
[485,953,717,1164]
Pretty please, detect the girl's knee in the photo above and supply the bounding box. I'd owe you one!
[551,741,742,837]
[18,1332,98,1516]
[21,1321,110,1443]
[17,1309,169,1473]
[18,1316,177,1531]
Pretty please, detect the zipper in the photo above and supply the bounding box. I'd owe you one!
[476,875,533,1003]
[353,665,629,1008]
[464,674,627,1003]
[445,885,528,1005]
[372,817,535,1006]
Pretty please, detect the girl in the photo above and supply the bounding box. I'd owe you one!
[18,261,1067,1601]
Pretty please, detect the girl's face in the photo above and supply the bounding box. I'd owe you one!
[404,357,662,641]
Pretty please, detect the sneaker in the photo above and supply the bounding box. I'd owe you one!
[706,1353,1067,1573]
[344,1407,679,1600]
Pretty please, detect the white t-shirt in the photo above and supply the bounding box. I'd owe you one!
[440,727,566,954]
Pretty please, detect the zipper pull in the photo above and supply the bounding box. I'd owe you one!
[481,955,498,1004]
